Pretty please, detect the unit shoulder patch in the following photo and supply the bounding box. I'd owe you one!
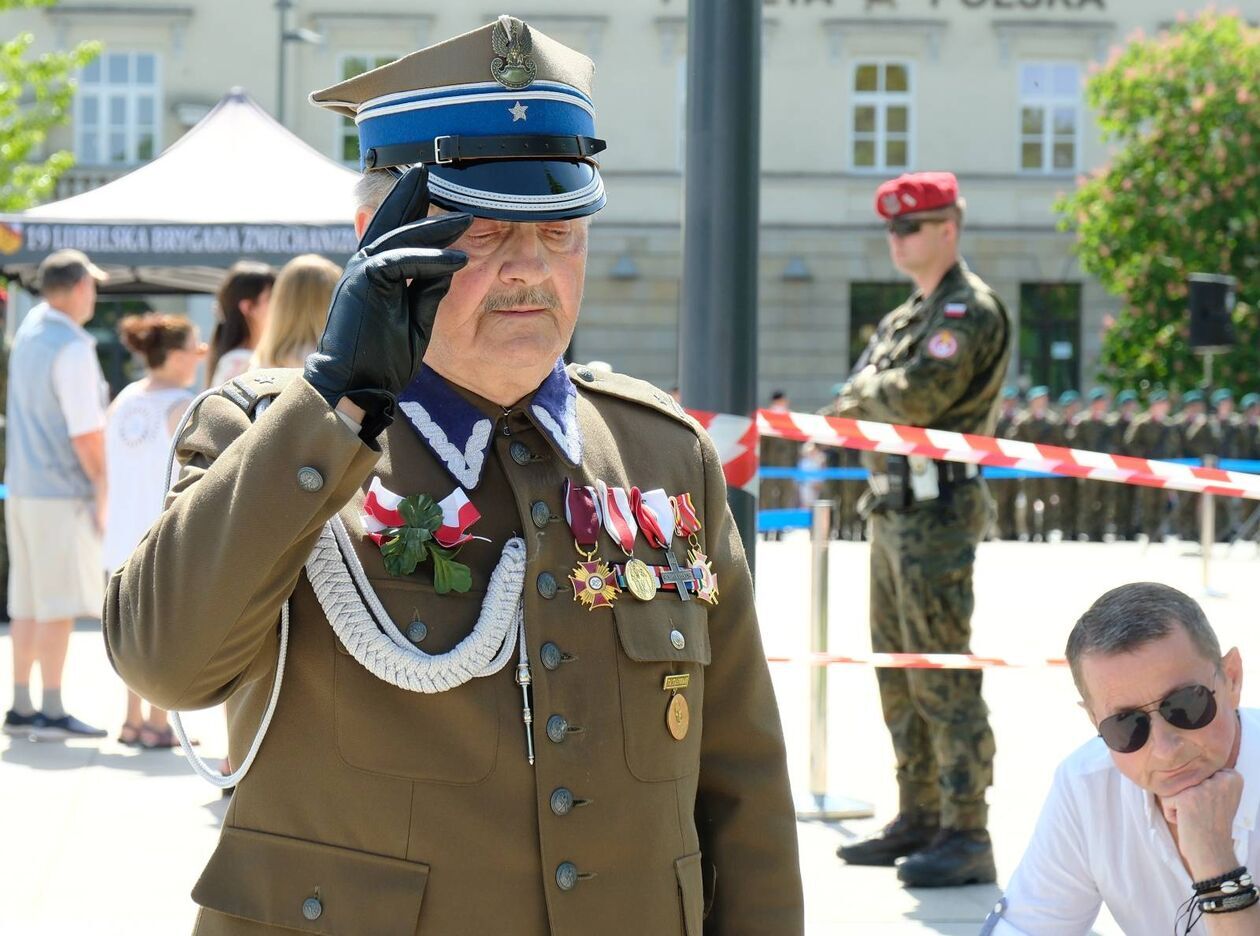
[925,330,960,360]
[566,364,693,426]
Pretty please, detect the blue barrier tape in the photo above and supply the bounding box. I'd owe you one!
[758,508,812,532]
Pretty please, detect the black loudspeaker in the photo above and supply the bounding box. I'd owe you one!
[1188,272,1237,351]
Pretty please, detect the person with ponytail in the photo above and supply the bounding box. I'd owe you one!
[206,261,274,387]
[106,313,206,748]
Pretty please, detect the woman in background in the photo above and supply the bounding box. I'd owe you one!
[206,260,274,387]
[106,314,205,748]
[251,254,340,369]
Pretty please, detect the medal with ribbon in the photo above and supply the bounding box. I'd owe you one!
[672,492,718,605]
[564,479,618,610]
[598,480,657,601]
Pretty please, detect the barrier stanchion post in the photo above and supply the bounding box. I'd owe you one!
[795,499,873,821]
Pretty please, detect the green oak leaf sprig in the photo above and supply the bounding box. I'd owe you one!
[377,494,473,594]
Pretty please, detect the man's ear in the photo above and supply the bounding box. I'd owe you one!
[354,206,373,241]
[1223,647,1243,707]
[1076,698,1098,730]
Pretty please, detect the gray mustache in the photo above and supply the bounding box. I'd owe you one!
[480,286,559,314]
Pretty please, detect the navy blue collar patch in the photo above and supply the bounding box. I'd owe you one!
[397,361,582,489]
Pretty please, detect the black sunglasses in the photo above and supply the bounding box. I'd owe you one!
[885,217,947,238]
[1097,683,1218,754]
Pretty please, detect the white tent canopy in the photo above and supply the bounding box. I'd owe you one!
[0,88,359,294]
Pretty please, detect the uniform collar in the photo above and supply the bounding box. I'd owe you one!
[397,359,582,490]
[913,260,967,307]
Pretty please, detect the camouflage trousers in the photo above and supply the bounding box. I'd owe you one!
[869,481,996,831]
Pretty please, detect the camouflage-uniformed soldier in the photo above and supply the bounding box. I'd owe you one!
[1055,390,1082,540]
[1070,388,1113,542]
[758,391,800,536]
[1010,387,1062,541]
[990,387,1021,540]
[1125,389,1179,541]
[832,172,1010,888]
[1174,389,1206,540]
[104,20,803,935]
[1108,389,1140,539]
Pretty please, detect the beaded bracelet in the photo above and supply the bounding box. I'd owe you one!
[1199,886,1260,914]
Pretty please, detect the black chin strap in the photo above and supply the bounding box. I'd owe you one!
[365,134,606,170]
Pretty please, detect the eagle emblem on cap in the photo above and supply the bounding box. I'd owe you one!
[880,193,903,216]
[491,15,537,90]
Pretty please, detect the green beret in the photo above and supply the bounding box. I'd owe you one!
[1182,389,1203,404]
[1117,389,1138,405]
[1058,390,1081,406]
[1002,386,1018,401]
[831,382,846,397]
[1028,385,1050,401]
[1149,389,1169,403]
[1211,388,1234,406]
[1242,393,1260,410]
[1088,387,1109,402]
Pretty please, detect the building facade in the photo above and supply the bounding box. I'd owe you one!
[4,0,1251,407]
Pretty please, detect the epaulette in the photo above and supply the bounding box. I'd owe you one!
[566,363,693,426]
[216,367,302,417]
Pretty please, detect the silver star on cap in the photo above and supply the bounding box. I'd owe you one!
[509,101,528,122]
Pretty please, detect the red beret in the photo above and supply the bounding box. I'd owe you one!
[874,171,959,219]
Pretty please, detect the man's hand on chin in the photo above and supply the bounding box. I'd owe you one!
[1161,768,1244,879]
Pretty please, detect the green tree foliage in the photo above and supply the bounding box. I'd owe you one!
[1056,11,1259,395]
[0,0,99,211]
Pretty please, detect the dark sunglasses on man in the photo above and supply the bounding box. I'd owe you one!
[1096,682,1219,754]
[885,215,949,238]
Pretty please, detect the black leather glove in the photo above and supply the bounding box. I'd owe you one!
[304,165,472,440]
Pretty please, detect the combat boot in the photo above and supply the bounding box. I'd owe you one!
[836,813,939,867]
[896,828,996,887]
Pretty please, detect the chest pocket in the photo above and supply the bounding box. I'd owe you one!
[613,597,711,782]
[332,578,500,784]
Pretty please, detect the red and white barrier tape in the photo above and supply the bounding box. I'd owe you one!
[766,652,1068,670]
[685,405,1260,501]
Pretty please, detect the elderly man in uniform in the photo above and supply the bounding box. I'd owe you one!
[104,18,802,934]
[832,172,1011,887]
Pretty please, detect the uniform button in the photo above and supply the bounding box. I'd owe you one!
[510,441,534,465]
[301,897,322,921]
[531,501,551,529]
[540,642,563,671]
[546,714,569,744]
[296,467,324,492]
[550,787,574,816]
[670,629,686,650]
[406,620,428,644]
[556,861,579,891]
[576,368,595,382]
[537,572,558,599]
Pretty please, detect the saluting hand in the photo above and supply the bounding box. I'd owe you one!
[304,165,472,439]
[1161,767,1244,880]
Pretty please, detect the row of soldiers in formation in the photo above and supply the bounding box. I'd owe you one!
[759,385,1260,543]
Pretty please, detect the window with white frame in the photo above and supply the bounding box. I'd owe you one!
[1018,63,1081,174]
[75,51,160,165]
[851,62,912,172]
[337,53,396,165]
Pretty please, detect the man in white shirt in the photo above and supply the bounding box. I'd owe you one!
[987,582,1260,934]
[3,249,110,740]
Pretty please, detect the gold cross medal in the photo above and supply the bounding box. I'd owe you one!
[664,674,691,741]
[564,479,619,611]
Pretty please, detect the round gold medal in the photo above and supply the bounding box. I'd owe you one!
[624,558,658,601]
[667,693,690,741]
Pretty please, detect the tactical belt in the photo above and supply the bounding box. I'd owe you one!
[866,456,980,514]
[364,134,607,169]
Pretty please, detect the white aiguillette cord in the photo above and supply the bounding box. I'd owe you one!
[162,394,530,789]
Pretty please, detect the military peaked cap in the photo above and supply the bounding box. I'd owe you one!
[311,16,606,221]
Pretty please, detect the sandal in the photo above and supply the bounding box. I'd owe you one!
[139,722,197,749]
[117,721,143,746]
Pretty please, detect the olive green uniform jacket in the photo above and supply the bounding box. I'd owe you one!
[103,366,803,936]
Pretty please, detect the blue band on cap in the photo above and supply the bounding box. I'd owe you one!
[356,81,596,171]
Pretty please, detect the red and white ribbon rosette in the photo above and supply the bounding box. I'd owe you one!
[362,477,482,548]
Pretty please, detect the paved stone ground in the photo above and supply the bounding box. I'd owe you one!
[3,535,1259,934]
